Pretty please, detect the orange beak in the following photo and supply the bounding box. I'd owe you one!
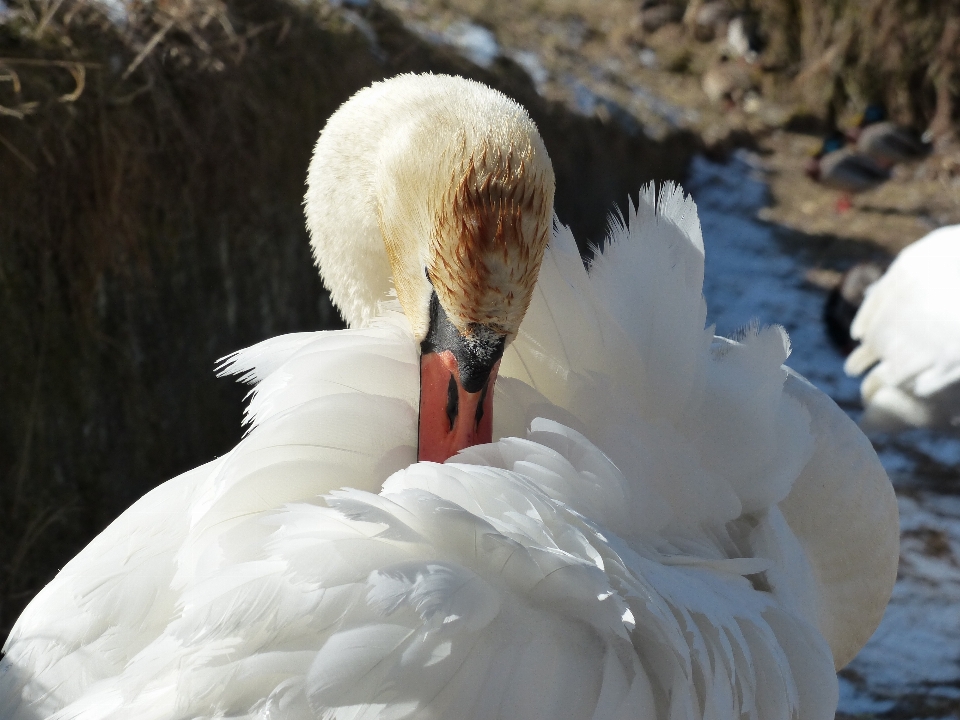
[418,350,499,463]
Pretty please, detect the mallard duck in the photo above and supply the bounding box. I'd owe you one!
[805,134,890,211]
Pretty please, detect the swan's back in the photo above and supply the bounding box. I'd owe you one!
[846,225,960,430]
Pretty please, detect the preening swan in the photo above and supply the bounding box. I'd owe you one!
[0,74,898,720]
[845,224,960,432]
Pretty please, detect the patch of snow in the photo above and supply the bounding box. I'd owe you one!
[570,79,599,116]
[932,685,960,700]
[508,50,549,91]
[630,84,697,128]
[400,19,499,68]
[910,430,960,467]
[403,20,445,47]
[638,48,658,69]
[443,21,499,68]
[559,78,641,135]
[852,509,960,691]
[861,603,960,689]
[875,443,918,478]
[93,0,128,24]
[838,676,896,715]
[872,429,960,484]
[341,9,384,61]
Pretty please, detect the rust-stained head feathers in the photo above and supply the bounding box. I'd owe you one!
[306,74,555,346]
[425,133,552,341]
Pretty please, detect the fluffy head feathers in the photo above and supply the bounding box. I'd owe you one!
[306,74,554,343]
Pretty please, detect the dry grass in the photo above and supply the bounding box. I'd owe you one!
[758,0,960,135]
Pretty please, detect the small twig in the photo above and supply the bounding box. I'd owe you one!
[215,11,246,62]
[121,17,175,81]
[58,64,85,102]
[198,6,216,30]
[217,11,238,42]
[34,0,70,38]
[18,1,39,25]
[240,20,281,42]
[0,67,22,94]
[276,16,291,45]
[108,73,154,105]
[182,23,212,55]
[207,20,282,53]
[62,0,84,26]
[0,58,103,68]
[36,137,56,167]
[0,100,39,119]
[0,132,37,173]
[0,104,25,119]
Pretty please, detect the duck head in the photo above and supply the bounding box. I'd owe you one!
[305,74,555,462]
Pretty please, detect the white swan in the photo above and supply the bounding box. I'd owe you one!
[845,224,960,433]
[0,74,898,720]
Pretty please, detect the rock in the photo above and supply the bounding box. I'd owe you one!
[702,56,754,104]
[638,0,684,33]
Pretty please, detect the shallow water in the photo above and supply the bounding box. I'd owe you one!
[687,154,960,715]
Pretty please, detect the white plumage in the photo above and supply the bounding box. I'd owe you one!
[846,225,960,432]
[0,75,898,720]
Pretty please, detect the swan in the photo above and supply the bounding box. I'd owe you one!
[804,135,889,212]
[845,224,960,433]
[0,73,899,720]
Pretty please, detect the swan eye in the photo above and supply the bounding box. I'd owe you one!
[446,373,459,431]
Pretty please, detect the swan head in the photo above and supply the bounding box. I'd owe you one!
[305,74,555,462]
